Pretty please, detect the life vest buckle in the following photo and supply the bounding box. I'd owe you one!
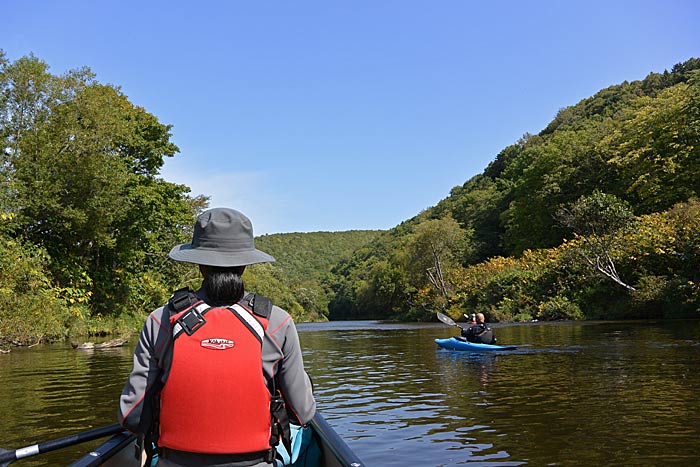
[177,307,207,336]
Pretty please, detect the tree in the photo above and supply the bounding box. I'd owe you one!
[604,73,700,213]
[404,217,470,310]
[556,190,636,291]
[434,174,508,262]
[1,52,200,315]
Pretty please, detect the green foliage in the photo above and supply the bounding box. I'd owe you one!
[557,190,634,237]
[630,275,674,318]
[503,129,607,253]
[328,230,414,320]
[0,235,70,345]
[604,74,700,213]
[448,199,700,322]
[537,296,583,321]
[327,218,471,321]
[452,248,569,322]
[404,217,470,294]
[0,52,201,343]
[246,230,383,321]
[255,230,381,283]
[434,174,509,261]
[555,191,636,290]
[330,57,700,321]
[244,263,307,320]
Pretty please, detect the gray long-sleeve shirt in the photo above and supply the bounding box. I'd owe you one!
[118,290,316,435]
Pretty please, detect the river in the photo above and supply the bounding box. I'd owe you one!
[1,319,699,466]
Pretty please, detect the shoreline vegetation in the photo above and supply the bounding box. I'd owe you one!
[1,52,699,350]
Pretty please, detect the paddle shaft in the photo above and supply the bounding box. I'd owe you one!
[0,424,123,466]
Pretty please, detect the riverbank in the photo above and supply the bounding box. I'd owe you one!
[0,305,144,352]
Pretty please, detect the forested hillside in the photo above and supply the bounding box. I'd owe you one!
[329,58,700,322]
[2,51,698,348]
[243,230,382,321]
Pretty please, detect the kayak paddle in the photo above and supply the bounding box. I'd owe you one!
[0,424,123,466]
[436,311,464,330]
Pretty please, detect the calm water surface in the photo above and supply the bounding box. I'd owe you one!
[1,320,699,466]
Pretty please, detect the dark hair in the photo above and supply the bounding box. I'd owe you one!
[202,266,245,306]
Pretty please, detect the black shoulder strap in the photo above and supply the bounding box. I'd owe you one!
[242,293,273,319]
[168,287,199,313]
[169,288,209,338]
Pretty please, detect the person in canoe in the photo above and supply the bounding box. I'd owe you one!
[461,312,497,345]
[118,207,316,467]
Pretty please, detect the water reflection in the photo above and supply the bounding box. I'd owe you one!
[298,321,700,466]
[300,328,526,466]
[1,320,699,466]
[0,343,133,466]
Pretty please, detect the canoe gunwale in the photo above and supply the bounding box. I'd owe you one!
[67,431,135,467]
[67,412,363,467]
[309,412,364,467]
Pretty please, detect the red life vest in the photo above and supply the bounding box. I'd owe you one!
[158,299,272,454]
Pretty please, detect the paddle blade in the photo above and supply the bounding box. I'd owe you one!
[436,312,457,327]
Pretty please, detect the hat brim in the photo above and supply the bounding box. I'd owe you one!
[169,243,276,267]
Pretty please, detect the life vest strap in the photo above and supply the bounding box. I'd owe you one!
[242,293,273,320]
[173,302,211,338]
[270,389,292,455]
[169,287,199,312]
[229,304,265,343]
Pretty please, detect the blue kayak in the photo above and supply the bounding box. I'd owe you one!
[435,337,516,352]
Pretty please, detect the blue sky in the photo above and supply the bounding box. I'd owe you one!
[3,1,699,235]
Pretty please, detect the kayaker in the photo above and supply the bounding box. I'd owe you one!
[461,312,497,345]
[118,207,316,467]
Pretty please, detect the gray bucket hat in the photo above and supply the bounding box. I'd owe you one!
[169,208,276,267]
